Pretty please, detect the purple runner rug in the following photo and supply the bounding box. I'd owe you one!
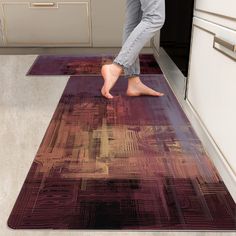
[26,54,162,76]
[8,74,236,230]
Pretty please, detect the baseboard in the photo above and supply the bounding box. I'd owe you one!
[152,45,236,202]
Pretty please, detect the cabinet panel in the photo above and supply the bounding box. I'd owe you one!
[195,0,236,21]
[1,2,91,46]
[91,0,150,47]
[0,18,4,45]
[187,17,236,173]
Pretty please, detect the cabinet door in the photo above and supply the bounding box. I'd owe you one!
[1,2,91,46]
[91,0,150,47]
[195,0,236,20]
[0,18,4,46]
[187,17,236,173]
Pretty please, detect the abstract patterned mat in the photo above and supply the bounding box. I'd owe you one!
[8,74,236,230]
[26,54,162,76]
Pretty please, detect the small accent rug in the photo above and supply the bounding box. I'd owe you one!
[26,54,162,76]
[8,74,236,230]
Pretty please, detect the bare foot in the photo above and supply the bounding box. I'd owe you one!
[101,63,123,99]
[126,76,164,97]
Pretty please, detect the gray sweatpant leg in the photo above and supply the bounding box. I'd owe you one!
[113,0,165,78]
[121,0,142,79]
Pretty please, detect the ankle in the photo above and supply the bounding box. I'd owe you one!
[128,76,141,84]
[112,62,123,74]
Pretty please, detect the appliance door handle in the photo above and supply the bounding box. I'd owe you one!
[31,2,55,7]
[214,36,236,52]
[213,35,236,61]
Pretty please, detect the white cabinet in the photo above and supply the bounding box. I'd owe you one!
[194,0,236,31]
[195,0,236,20]
[187,17,236,174]
[187,0,236,182]
[0,0,152,47]
[91,0,151,47]
[91,0,125,47]
[0,1,91,46]
[0,18,4,46]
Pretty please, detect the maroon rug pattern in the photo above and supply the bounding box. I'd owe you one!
[26,54,162,76]
[8,74,236,230]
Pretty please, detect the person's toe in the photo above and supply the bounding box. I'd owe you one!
[153,91,164,96]
[101,87,113,99]
[104,91,113,99]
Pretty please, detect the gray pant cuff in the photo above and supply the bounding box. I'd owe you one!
[113,60,126,70]
[127,74,140,79]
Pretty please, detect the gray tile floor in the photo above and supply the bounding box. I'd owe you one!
[0,49,235,236]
